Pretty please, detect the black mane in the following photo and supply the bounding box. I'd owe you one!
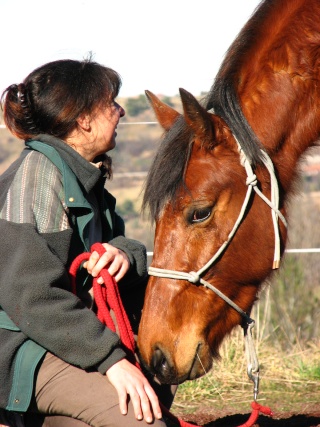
[142,116,193,221]
[143,0,270,220]
[203,1,270,165]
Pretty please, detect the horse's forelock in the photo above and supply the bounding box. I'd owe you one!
[142,118,193,221]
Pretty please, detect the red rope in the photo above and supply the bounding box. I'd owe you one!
[69,243,273,427]
[237,401,273,427]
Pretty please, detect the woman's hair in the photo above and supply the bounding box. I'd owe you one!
[1,57,122,141]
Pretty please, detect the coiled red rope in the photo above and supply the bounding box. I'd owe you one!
[69,243,136,364]
[69,243,273,427]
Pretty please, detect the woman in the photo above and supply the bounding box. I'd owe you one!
[0,58,169,427]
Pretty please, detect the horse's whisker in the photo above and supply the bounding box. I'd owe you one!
[196,351,207,375]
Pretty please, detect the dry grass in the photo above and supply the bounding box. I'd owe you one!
[171,306,320,417]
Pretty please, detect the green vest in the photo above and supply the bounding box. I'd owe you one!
[0,309,46,411]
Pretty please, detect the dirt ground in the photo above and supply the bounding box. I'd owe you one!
[178,403,320,427]
[1,405,319,427]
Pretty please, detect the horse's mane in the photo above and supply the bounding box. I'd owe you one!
[143,0,279,220]
[142,116,193,221]
[203,1,276,165]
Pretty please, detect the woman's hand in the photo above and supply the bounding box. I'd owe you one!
[84,243,130,283]
[106,359,162,423]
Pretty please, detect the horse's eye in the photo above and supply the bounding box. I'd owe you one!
[191,207,212,223]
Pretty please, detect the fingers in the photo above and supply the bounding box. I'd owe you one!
[117,386,129,417]
[127,382,160,423]
[144,383,162,422]
[107,359,162,423]
[113,258,130,282]
[128,385,146,421]
[123,380,161,423]
[84,244,130,281]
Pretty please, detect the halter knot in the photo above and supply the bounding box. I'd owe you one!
[246,174,258,187]
[188,271,201,283]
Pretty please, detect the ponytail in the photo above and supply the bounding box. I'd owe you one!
[1,83,39,140]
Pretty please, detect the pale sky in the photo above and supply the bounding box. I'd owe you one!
[0,0,261,98]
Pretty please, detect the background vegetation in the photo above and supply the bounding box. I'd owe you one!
[1,93,319,416]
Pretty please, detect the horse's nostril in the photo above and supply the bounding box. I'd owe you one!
[152,348,169,375]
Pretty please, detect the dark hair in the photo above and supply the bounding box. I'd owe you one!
[1,57,122,140]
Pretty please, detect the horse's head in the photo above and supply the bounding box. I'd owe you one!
[137,89,287,384]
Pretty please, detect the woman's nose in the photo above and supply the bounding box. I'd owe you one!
[115,102,125,117]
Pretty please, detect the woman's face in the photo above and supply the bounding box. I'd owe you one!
[89,100,125,158]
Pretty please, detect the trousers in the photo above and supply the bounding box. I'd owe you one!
[25,352,170,427]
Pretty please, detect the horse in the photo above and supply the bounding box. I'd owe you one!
[137,0,320,387]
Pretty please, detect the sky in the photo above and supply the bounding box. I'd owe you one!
[0,0,262,98]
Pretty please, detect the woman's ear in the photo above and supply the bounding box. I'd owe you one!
[76,114,91,131]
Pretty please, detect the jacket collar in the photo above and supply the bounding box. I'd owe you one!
[28,134,105,194]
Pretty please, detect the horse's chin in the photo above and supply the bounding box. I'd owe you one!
[139,341,213,385]
[180,342,210,380]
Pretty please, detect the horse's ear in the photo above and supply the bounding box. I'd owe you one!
[179,88,227,147]
[145,90,181,131]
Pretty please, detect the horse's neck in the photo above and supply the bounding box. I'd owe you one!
[237,0,320,194]
[242,65,320,189]
[253,101,319,194]
[248,111,319,198]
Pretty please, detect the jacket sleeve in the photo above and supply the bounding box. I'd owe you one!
[109,235,148,290]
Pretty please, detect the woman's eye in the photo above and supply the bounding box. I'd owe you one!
[191,207,212,223]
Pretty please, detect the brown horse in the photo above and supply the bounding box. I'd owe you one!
[137,0,320,386]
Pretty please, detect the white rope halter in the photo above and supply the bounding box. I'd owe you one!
[148,131,287,400]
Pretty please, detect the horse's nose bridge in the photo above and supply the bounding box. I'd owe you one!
[138,279,173,347]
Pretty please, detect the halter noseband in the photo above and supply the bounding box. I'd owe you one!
[148,131,287,400]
